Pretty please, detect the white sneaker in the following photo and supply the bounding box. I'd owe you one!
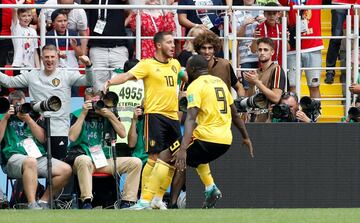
[125,200,151,210]
[151,198,167,210]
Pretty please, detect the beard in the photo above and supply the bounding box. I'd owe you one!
[259,57,271,63]
[161,48,174,59]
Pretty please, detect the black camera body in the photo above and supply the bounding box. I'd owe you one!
[348,107,360,122]
[179,97,188,113]
[14,103,33,114]
[91,99,106,110]
[137,106,145,121]
[300,96,321,121]
[272,104,296,122]
[87,91,119,119]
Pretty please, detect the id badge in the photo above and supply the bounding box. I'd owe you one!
[200,15,214,29]
[89,145,108,169]
[94,19,107,34]
[300,19,308,33]
[22,138,42,158]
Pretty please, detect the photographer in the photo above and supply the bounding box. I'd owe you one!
[343,97,360,123]
[128,105,148,166]
[0,90,72,209]
[244,38,287,122]
[67,88,142,209]
[271,92,313,123]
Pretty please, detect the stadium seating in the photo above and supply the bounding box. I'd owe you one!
[300,9,345,122]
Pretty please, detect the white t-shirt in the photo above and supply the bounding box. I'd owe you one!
[42,0,88,32]
[11,22,38,68]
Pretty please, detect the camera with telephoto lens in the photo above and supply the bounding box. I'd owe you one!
[87,91,119,119]
[90,91,119,111]
[234,93,268,113]
[0,96,61,115]
[272,104,296,122]
[0,97,33,114]
[347,107,360,122]
[299,96,321,122]
[31,96,62,113]
[14,102,33,114]
[91,99,106,110]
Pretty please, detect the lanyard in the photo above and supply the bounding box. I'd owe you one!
[264,23,280,62]
[98,0,109,21]
[150,15,159,33]
[54,30,69,58]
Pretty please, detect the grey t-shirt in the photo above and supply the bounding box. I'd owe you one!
[0,68,93,136]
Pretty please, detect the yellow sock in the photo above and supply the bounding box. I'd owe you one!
[155,165,175,198]
[142,159,171,202]
[141,159,156,193]
[196,163,214,187]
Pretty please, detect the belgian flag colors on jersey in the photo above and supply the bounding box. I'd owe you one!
[129,58,181,120]
[187,75,234,145]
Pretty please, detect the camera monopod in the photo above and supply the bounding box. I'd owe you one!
[102,91,121,208]
[34,96,62,209]
[109,125,121,208]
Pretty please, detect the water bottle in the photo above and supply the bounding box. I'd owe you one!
[71,194,78,209]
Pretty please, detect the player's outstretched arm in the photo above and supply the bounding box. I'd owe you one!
[104,72,136,93]
[173,107,199,171]
[230,104,254,158]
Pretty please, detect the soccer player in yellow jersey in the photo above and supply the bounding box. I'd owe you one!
[104,31,186,210]
[172,55,254,208]
[121,55,253,209]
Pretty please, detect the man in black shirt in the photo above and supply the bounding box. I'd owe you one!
[84,0,129,92]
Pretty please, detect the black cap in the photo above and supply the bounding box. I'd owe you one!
[51,9,67,22]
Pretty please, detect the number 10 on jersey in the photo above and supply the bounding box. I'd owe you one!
[164,76,175,87]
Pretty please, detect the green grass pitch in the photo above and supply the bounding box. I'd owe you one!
[0,209,358,223]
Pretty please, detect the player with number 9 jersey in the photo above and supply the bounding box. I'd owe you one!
[187,75,234,145]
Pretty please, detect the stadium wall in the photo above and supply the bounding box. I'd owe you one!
[187,123,360,208]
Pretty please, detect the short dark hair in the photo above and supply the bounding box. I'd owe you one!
[281,92,299,103]
[187,55,208,71]
[153,31,173,45]
[8,90,26,103]
[124,59,140,72]
[17,8,32,16]
[51,9,68,22]
[42,44,58,53]
[193,31,222,54]
[256,37,275,50]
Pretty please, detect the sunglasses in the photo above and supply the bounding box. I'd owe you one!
[281,91,299,102]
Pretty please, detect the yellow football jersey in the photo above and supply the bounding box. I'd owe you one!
[129,58,181,120]
[187,75,234,145]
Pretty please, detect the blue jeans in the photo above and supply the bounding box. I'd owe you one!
[326,9,346,73]
[240,61,258,90]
